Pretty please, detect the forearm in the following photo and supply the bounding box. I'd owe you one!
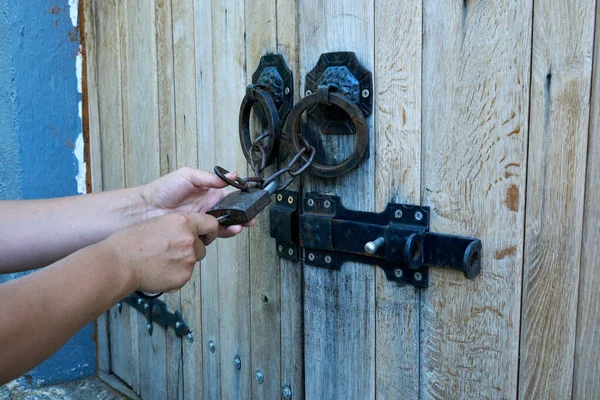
[0,187,152,272]
[0,240,135,384]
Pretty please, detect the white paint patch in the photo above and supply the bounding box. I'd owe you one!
[68,0,78,27]
[75,133,86,194]
[76,50,82,94]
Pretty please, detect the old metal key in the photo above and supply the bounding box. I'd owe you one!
[207,181,279,226]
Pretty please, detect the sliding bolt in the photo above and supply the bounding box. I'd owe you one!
[187,332,195,343]
[209,340,216,353]
[282,385,292,400]
[365,237,385,254]
[256,369,264,384]
[117,302,122,313]
[234,355,242,370]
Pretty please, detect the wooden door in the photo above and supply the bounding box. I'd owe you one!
[83,0,600,398]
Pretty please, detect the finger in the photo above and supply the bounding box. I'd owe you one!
[218,224,243,238]
[193,239,207,261]
[242,218,257,227]
[183,168,238,189]
[188,213,219,236]
[200,229,218,246]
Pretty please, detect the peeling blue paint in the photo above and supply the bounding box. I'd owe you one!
[0,0,95,387]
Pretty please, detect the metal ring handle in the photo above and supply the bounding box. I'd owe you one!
[239,85,281,169]
[284,90,369,178]
[136,291,162,299]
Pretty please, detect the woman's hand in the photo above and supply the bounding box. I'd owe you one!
[140,167,255,237]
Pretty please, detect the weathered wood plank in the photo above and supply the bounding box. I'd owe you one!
[421,0,532,398]
[193,0,221,398]
[244,0,281,399]
[520,0,595,398]
[211,0,251,397]
[374,0,421,397]
[298,2,376,399]
[121,2,167,399]
[574,4,600,396]
[276,1,303,398]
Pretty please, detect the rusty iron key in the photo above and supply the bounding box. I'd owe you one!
[207,181,279,226]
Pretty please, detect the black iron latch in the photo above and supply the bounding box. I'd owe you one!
[118,293,194,342]
[270,191,482,287]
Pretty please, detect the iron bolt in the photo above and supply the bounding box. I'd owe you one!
[278,245,283,252]
[209,340,216,353]
[394,209,403,219]
[234,355,242,370]
[277,194,283,202]
[187,332,195,343]
[307,199,315,207]
[256,369,264,384]
[117,302,122,313]
[362,89,370,98]
[305,89,313,96]
[285,87,290,95]
[324,200,331,208]
[415,211,423,221]
[288,248,294,256]
[365,237,385,254]
[394,269,403,278]
[282,385,292,400]
[325,255,332,264]
[414,272,422,281]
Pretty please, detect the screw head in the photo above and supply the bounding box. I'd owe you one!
[137,298,143,305]
[146,322,153,334]
[362,88,370,98]
[255,369,264,384]
[308,253,315,261]
[284,87,290,95]
[187,331,195,343]
[282,385,292,400]
[234,355,241,370]
[288,248,294,256]
[394,209,403,219]
[305,89,313,96]
[144,303,149,310]
[175,321,181,328]
[287,196,294,204]
[324,200,331,208]
[394,269,403,278]
[414,272,423,281]
[117,302,122,313]
[324,255,332,264]
[277,193,283,201]
[209,340,216,353]
[307,199,315,207]
[415,211,423,221]
[278,244,283,252]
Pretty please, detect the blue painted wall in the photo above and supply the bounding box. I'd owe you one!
[0,0,95,387]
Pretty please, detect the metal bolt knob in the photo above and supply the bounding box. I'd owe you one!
[255,369,264,384]
[282,385,292,399]
[364,237,385,254]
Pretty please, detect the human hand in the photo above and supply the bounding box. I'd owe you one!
[139,167,255,238]
[105,213,218,294]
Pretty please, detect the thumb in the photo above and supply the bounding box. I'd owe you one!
[187,213,219,239]
[184,168,238,189]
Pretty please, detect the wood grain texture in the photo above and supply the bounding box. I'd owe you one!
[244,0,281,399]
[211,0,251,397]
[121,2,167,399]
[421,0,532,398]
[298,1,376,398]
[276,1,303,398]
[374,0,421,397]
[193,0,221,398]
[520,0,595,398]
[574,3,600,396]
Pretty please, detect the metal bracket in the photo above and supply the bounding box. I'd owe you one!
[305,51,372,135]
[119,293,194,342]
[270,192,482,287]
[252,54,294,123]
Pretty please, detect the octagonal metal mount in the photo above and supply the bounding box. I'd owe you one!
[251,54,294,122]
[305,51,373,135]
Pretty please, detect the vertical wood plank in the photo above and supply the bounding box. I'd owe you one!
[574,3,600,396]
[244,0,281,399]
[298,2,376,399]
[421,0,532,398]
[121,2,167,399]
[520,0,595,398]
[374,0,421,397]
[193,0,221,397]
[170,0,203,398]
[276,1,303,398]
[211,0,251,397]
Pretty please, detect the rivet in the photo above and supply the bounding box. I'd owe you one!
[117,302,122,313]
[308,253,315,261]
[187,332,195,343]
[209,340,216,353]
[282,385,292,400]
[324,200,331,208]
[414,272,422,281]
[287,196,294,204]
[278,245,283,252]
[137,298,143,305]
[394,269,403,278]
[234,355,241,370]
[307,199,315,207]
[175,321,181,329]
[394,209,403,219]
[284,87,290,95]
[362,88,370,98]
[255,369,264,384]
[325,255,332,264]
[305,89,313,96]
[277,193,283,202]
[415,211,423,221]
[288,248,294,256]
